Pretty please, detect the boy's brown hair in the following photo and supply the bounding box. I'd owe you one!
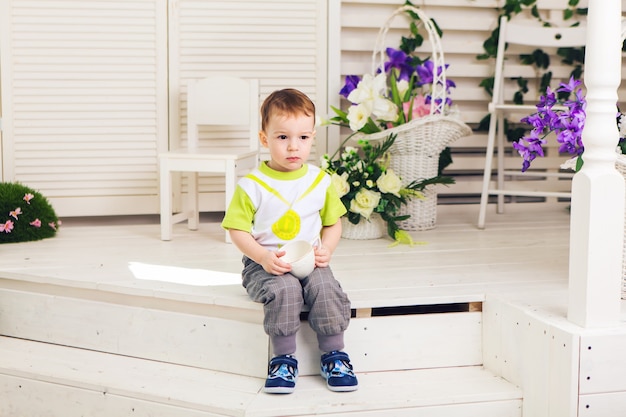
[260,88,315,131]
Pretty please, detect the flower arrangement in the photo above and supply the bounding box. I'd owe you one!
[0,182,61,243]
[328,49,457,136]
[514,77,626,172]
[321,133,453,242]
[325,4,457,136]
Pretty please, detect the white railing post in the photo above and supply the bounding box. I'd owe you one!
[568,0,624,327]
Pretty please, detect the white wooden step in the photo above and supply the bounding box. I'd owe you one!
[0,281,484,378]
[0,337,522,417]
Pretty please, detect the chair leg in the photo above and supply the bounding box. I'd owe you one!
[224,161,236,244]
[496,113,506,214]
[478,111,499,229]
[159,162,173,241]
[188,172,199,231]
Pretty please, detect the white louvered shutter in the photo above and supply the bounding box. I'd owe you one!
[168,0,328,212]
[0,0,168,216]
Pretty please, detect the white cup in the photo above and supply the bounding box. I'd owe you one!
[281,240,315,279]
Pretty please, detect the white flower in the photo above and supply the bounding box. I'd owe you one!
[317,113,331,127]
[396,79,410,98]
[349,189,381,219]
[346,73,399,126]
[560,157,577,171]
[341,147,357,159]
[330,172,350,198]
[377,169,403,197]
[347,73,386,104]
[320,156,329,170]
[347,102,373,131]
[372,97,399,122]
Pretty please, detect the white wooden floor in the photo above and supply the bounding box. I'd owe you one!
[1,202,574,312]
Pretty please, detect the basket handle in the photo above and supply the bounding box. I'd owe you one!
[372,5,447,115]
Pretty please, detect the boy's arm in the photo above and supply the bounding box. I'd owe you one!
[315,220,342,268]
[228,229,292,276]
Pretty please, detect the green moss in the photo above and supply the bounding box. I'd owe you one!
[0,182,60,244]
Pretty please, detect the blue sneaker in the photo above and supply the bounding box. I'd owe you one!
[264,354,298,394]
[320,351,358,392]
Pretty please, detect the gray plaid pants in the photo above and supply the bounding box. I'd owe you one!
[241,256,351,354]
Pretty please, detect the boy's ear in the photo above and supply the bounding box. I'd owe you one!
[259,130,269,148]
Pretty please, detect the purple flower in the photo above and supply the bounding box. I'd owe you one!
[536,87,557,111]
[383,48,414,81]
[557,77,582,94]
[416,60,434,86]
[339,75,361,98]
[513,130,547,172]
[517,76,586,171]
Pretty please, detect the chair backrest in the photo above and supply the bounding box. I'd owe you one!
[186,76,260,151]
[492,16,587,105]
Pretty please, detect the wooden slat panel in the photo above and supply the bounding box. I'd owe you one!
[335,0,626,205]
[168,0,327,211]
[1,0,168,215]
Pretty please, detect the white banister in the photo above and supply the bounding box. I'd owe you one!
[568,0,625,327]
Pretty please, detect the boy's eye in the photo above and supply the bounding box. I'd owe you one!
[300,135,309,140]
[278,135,288,140]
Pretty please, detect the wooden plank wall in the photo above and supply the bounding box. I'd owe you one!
[334,0,626,205]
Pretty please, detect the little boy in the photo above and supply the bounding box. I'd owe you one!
[221,88,358,394]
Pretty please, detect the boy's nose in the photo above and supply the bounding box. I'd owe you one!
[287,138,299,150]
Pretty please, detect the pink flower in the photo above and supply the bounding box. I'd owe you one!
[9,207,22,220]
[48,222,57,231]
[403,95,431,121]
[30,219,42,228]
[23,193,34,204]
[0,220,14,233]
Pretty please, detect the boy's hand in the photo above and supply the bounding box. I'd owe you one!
[261,249,292,276]
[314,245,331,268]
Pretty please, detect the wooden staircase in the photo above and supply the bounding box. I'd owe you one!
[0,271,523,416]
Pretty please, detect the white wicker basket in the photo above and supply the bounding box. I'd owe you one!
[358,5,472,231]
[341,213,385,240]
[616,154,626,299]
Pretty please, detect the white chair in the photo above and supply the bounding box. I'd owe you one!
[477,17,586,229]
[159,76,260,242]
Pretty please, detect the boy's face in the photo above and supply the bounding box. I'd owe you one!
[260,112,316,172]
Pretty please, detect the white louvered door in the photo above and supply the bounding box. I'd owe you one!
[167,0,328,212]
[0,0,168,216]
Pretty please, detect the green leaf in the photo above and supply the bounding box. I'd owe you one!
[520,54,534,65]
[479,77,495,96]
[563,9,574,20]
[507,126,528,143]
[531,5,539,18]
[540,72,553,94]
[575,156,584,171]
[533,49,550,69]
[477,114,491,132]
[438,147,453,175]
